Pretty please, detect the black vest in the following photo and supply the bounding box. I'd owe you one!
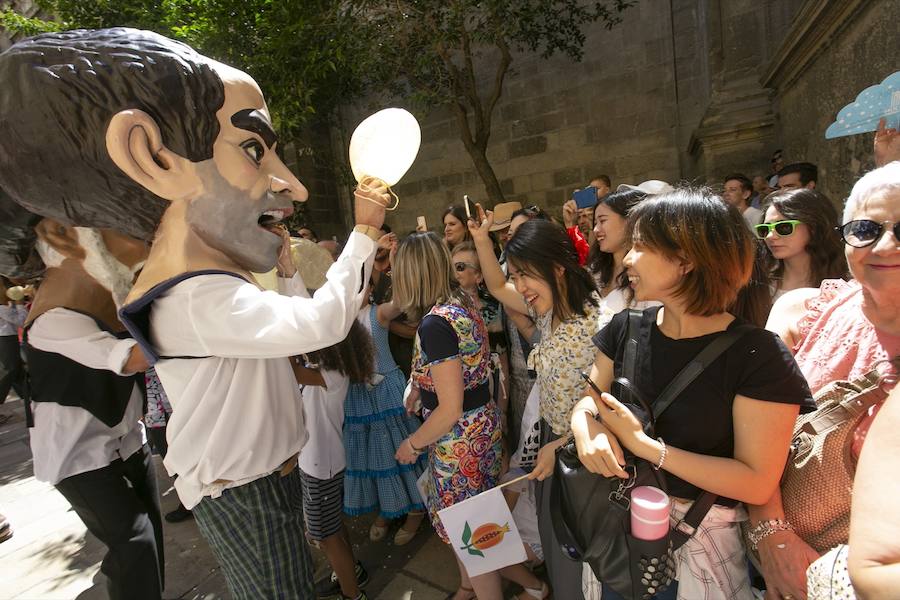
[24,310,143,429]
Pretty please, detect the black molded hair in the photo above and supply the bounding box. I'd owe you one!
[0,27,226,241]
[628,188,754,316]
[0,188,44,279]
[505,219,598,321]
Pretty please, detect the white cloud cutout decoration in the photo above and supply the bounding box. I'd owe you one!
[826,71,900,139]
[349,108,421,186]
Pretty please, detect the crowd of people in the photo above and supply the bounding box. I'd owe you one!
[0,26,899,600]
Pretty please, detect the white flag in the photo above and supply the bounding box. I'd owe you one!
[437,487,527,577]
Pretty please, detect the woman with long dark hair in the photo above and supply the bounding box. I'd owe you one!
[755,188,847,300]
[586,189,661,320]
[469,208,601,600]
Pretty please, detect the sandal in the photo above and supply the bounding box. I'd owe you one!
[369,519,389,542]
[514,582,550,600]
[444,586,476,600]
[394,511,425,546]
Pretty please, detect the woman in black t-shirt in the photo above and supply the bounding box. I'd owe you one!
[571,189,815,599]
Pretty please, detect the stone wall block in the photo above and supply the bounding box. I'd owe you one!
[422,176,441,193]
[544,188,566,207]
[552,167,583,188]
[507,136,548,159]
[440,173,463,188]
[421,121,454,143]
[392,180,422,196]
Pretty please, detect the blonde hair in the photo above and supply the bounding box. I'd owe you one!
[393,232,463,320]
[450,241,480,266]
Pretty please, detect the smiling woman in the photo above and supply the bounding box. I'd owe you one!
[468,209,601,598]
[573,188,815,599]
[751,162,900,600]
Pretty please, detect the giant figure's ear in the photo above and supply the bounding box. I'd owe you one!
[106,109,202,202]
[34,218,85,262]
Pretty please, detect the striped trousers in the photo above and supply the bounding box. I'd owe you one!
[191,469,315,599]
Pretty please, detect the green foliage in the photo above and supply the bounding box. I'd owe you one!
[3,1,379,138]
[0,8,61,35]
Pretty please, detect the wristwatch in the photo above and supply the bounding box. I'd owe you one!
[353,224,382,241]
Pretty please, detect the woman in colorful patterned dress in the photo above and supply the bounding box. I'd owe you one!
[393,232,545,600]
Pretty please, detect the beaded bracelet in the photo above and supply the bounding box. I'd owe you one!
[653,437,667,470]
[747,519,794,551]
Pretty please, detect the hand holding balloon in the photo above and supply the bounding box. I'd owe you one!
[354,176,390,231]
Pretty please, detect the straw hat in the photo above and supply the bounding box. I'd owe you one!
[489,201,523,231]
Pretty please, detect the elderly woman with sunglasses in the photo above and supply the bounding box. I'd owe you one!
[749,161,900,600]
[754,189,847,301]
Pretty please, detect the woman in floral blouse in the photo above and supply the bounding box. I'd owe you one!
[393,232,544,600]
[469,208,603,600]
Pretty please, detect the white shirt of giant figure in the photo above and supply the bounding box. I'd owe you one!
[148,241,373,508]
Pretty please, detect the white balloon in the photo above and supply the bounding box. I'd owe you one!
[349,108,421,186]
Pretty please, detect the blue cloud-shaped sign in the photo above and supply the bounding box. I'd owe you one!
[826,71,900,139]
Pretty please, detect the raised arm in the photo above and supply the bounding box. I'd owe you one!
[181,230,376,359]
[466,204,528,314]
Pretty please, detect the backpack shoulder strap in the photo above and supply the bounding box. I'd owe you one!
[651,323,754,421]
[622,309,642,384]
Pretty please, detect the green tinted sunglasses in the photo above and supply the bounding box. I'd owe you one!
[753,220,802,239]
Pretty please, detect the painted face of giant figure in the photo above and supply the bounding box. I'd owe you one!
[0,28,307,287]
[105,60,308,275]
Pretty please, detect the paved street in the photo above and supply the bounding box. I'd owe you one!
[0,396,460,600]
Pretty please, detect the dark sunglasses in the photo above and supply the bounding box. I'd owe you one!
[454,261,478,272]
[836,220,900,248]
[753,220,802,239]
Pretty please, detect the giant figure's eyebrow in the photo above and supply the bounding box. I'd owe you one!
[231,109,277,148]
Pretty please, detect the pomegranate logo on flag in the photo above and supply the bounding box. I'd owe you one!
[460,521,510,557]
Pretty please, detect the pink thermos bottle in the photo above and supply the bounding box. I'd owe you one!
[631,486,671,540]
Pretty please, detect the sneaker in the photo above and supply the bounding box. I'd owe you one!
[315,561,369,598]
[164,504,194,523]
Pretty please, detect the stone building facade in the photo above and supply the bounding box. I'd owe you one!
[3,0,895,238]
[337,0,895,234]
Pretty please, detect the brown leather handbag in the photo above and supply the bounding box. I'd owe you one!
[781,358,898,553]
